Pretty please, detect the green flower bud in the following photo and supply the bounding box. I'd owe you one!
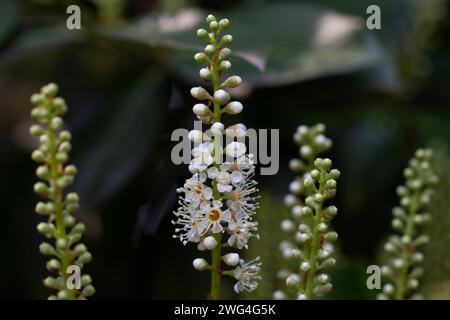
[317,223,327,233]
[286,274,300,288]
[30,125,45,137]
[220,35,233,46]
[43,276,59,289]
[81,274,92,286]
[324,231,338,242]
[59,130,72,141]
[31,150,46,162]
[39,242,57,256]
[56,238,68,250]
[68,233,82,246]
[204,44,215,55]
[63,214,76,226]
[81,285,95,297]
[206,14,216,23]
[209,21,219,31]
[50,117,63,130]
[64,165,78,176]
[196,28,209,40]
[78,252,93,264]
[219,48,231,61]
[65,202,79,213]
[300,261,311,272]
[194,52,209,64]
[56,152,68,163]
[34,182,49,196]
[74,244,87,256]
[310,169,320,180]
[325,179,337,189]
[57,290,69,300]
[59,141,71,153]
[219,60,231,72]
[320,258,336,269]
[46,259,61,272]
[314,283,332,295]
[37,222,55,235]
[36,165,49,179]
[328,169,340,180]
[31,93,45,105]
[41,83,58,97]
[66,192,79,203]
[219,19,229,30]
[36,202,51,215]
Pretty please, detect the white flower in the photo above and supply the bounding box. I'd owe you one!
[177,173,212,208]
[198,201,230,234]
[227,212,258,249]
[207,165,232,193]
[226,175,259,217]
[172,207,202,245]
[225,142,246,158]
[190,142,214,172]
[232,258,262,293]
[226,154,255,176]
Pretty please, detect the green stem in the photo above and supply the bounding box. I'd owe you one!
[209,33,223,300]
[210,232,222,300]
[48,127,75,300]
[305,205,322,298]
[395,190,419,300]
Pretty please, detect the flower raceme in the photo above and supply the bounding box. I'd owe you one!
[378,149,438,300]
[30,83,94,300]
[274,124,340,300]
[172,15,261,299]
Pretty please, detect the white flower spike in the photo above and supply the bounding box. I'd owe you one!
[173,15,260,300]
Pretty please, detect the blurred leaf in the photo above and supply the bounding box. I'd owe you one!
[105,3,390,87]
[74,67,171,205]
[0,0,17,46]
[0,25,80,65]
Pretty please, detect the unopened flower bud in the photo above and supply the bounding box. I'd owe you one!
[203,236,217,250]
[223,253,239,266]
[193,258,209,271]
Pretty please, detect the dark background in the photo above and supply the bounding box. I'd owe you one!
[0,0,449,299]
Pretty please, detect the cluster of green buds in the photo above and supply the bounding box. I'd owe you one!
[274,124,340,300]
[30,83,95,300]
[378,149,438,300]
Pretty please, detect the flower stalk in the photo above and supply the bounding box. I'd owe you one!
[274,124,340,300]
[173,14,261,300]
[378,148,438,300]
[30,83,94,300]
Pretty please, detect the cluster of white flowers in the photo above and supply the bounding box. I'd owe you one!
[172,14,261,297]
[274,124,340,300]
[378,149,438,300]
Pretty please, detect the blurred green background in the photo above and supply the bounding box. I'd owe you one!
[0,0,449,299]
